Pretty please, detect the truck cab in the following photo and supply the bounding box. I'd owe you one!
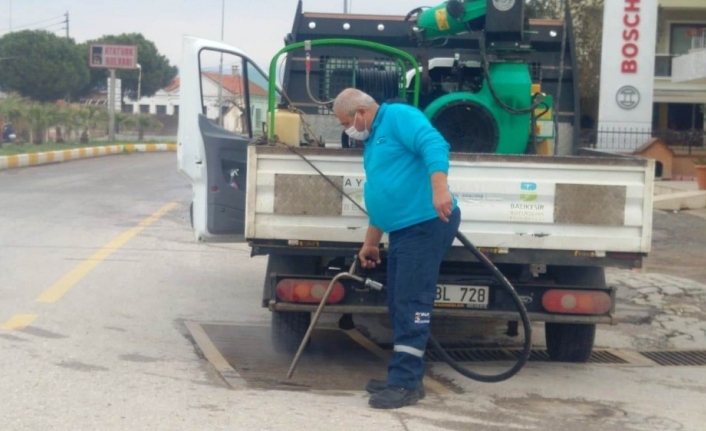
[177,37,280,242]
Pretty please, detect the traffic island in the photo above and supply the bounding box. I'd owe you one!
[0,143,176,171]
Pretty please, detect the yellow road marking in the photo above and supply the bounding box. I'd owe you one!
[1,314,38,330]
[36,202,178,303]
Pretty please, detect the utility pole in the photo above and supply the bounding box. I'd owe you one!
[65,11,69,38]
[109,69,116,142]
[9,0,12,31]
[217,0,225,127]
[344,0,348,14]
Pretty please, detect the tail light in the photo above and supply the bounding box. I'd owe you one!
[542,290,612,315]
[276,279,345,304]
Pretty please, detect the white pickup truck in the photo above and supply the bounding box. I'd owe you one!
[177,33,655,363]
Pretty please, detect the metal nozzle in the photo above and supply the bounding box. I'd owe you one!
[364,279,384,291]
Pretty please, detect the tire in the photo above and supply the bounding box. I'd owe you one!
[271,311,311,354]
[545,322,596,362]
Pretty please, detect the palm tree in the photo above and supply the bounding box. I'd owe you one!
[49,104,70,143]
[64,106,84,143]
[135,114,163,141]
[26,103,52,144]
[76,106,108,143]
[118,113,138,131]
[0,93,29,144]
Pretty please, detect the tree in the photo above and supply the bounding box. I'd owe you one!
[117,113,162,141]
[0,93,26,125]
[81,33,178,102]
[26,103,52,144]
[0,93,30,143]
[0,31,89,102]
[525,0,604,120]
[75,106,108,143]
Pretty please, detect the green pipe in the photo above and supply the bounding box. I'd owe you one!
[267,38,421,140]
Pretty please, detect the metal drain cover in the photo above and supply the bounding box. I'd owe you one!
[639,350,706,366]
[424,348,629,364]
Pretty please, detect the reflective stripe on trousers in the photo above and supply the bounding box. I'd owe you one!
[393,344,425,358]
[385,207,461,389]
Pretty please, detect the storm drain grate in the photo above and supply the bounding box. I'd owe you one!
[424,348,629,364]
[639,350,706,366]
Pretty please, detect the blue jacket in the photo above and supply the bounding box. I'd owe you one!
[363,103,457,233]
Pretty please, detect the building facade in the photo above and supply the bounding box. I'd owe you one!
[123,69,269,136]
[656,0,706,133]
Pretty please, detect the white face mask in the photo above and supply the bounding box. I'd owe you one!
[345,113,370,141]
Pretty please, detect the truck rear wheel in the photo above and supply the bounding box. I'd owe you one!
[271,311,311,354]
[545,322,596,362]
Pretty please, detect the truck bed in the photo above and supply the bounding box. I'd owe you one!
[246,146,654,262]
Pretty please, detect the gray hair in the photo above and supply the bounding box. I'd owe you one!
[332,88,377,116]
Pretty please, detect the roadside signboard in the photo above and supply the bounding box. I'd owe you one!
[89,44,138,70]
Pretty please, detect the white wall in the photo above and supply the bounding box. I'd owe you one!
[124,76,270,136]
[125,88,179,116]
[672,48,706,85]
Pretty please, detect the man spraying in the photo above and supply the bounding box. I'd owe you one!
[333,88,460,409]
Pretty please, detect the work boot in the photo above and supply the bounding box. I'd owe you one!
[368,386,422,409]
[365,379,426,399]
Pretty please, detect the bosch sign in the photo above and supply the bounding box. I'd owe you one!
[621,0,640,73]
[597,0,658,149]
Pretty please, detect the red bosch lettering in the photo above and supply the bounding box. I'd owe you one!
[622,60,637,73]
[622,43,639,58]
[623,29,639,42]
[621,0,640,74]
[624,14,640,27]
[625,0,640,12]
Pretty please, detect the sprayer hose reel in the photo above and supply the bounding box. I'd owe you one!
[355,68,400,104]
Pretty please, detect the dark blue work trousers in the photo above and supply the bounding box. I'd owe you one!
[385,206,461,389]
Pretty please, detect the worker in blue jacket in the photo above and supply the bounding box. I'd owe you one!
[333,88,460,409]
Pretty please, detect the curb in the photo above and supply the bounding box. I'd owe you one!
[0,143,177,171]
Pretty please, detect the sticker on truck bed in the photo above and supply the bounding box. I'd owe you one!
[342,176,367,217]
[451,180,556,224]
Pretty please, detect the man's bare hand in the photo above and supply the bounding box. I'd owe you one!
[431,172,453,222]
[359,244,381,269]
[433,188,454,222]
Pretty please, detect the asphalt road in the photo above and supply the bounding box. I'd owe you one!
[1,153,705,431]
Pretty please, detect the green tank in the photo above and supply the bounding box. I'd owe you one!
[424,62,532,154]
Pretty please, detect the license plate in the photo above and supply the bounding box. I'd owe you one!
[434,285,490,309]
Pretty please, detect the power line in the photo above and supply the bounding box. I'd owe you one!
[0,14,65,32]
[0,20,65,36]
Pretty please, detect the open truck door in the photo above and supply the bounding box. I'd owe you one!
[177,36,278,242]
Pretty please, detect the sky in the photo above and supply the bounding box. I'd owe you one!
[0,0,429,73]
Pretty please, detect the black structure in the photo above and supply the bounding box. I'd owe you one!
[279,1,581,152]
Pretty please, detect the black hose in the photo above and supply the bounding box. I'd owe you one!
[356,68,400,104]
[427,230,532,383]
